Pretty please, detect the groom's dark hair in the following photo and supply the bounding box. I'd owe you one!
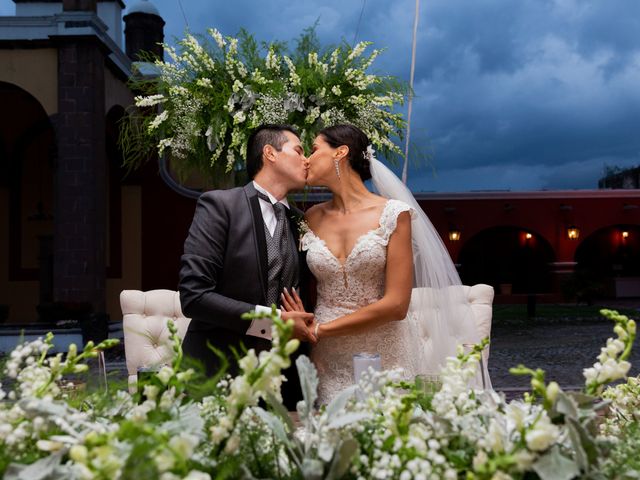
[246,124,299,179]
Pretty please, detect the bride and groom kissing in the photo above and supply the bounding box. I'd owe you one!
[178,123,487,408]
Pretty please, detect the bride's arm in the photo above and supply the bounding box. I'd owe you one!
[317,211,413,339]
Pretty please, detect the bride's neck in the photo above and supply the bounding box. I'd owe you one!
[329,175,372,213]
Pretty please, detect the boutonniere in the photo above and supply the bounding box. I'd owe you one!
[295,217,310,252]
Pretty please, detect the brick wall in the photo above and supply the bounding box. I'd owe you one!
[54,38,107,312]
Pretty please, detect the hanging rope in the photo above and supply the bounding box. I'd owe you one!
[353,0,367,46]
[402,0,420,184]
[177,0,189,30]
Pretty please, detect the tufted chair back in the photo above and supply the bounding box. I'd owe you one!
[410,284,494,366]
[120,289,191,392]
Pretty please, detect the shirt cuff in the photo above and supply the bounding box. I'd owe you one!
[246,305,280,340]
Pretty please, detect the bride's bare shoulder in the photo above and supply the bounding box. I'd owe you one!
[304,201,330,224]
[369,194,389,208]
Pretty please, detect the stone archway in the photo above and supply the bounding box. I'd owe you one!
[575,224,640,298]
[0,81,56,323]
[458,226,556,294]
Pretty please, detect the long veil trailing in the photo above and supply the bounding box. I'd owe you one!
[369,156,491,388]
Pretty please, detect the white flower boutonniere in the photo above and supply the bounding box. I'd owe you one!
[296,217,310,252]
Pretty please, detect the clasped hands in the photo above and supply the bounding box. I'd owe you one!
[280,287,318,344]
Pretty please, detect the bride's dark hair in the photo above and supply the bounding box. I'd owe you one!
[318,124,372,181]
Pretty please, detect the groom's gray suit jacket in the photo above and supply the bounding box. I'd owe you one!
[178,182,309,381]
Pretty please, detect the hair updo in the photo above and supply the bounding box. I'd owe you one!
[318,124,372,181]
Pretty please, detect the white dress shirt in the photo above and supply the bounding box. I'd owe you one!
[246,181,291,340]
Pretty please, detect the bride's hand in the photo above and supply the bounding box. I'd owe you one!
[281,287,306,313]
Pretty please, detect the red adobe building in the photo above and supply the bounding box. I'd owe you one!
[412,190,640,303]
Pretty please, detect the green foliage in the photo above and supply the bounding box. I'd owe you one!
[1,310,639,479]
[600,421,640,478]
[120,25,407,187]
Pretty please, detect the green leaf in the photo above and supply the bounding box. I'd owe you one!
[265,391,295,434]
[4,452,64,480]
[568,417,600,468]
[300,458,324,480]
[162,403,205,436]
[324,385,358,419]
[326,437,358,480]
[296,355,319,419]
[253,407,292,450]
[569,392,599,408]
[532,446,580,480]
[567,421,589,471]
[327,411,371,430]
[554,391,579,420]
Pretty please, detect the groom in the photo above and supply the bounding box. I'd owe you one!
[179,124,315,409]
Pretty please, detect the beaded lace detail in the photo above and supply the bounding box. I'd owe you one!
[301,199,420,404]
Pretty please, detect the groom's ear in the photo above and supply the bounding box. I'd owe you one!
[263,144,277,164]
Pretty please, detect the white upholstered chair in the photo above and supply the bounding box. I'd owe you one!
[120,289,191,392]
[411,283,494,366]
[120,285,493,391]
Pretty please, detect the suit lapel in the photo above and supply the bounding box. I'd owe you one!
[244,183,268,303]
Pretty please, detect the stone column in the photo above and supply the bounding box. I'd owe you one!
[54,38,107,313]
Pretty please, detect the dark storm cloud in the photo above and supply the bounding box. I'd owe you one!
[147,0,640,191]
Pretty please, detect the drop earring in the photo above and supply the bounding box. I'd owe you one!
[334,159,341,179]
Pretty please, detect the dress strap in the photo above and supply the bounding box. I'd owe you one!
[379,199,414,244]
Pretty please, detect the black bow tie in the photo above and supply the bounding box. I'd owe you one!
[256,191,288,211]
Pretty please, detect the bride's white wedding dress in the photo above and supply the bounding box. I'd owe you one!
[301,199,420,404]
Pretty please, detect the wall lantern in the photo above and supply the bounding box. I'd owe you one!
[566,225,580,240]
[622,230,630,239]
[448,229,461,242]
[525,232,533,240]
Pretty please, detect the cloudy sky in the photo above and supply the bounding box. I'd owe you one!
[3,0,639,192]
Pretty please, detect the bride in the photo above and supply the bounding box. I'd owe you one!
[282,124,489,404]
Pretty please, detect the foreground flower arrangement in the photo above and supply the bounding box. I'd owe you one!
[121,27,407,185]
[0,309,637,479]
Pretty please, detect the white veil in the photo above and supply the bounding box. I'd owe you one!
[369,156,491,387]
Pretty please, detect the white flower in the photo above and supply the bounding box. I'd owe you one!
[143,384,160,401]
[224,433,240,454]
[208,28,226,49]
[265,48,280,71]
[487,419,505,453]
[184,471,211,480]
[233,111,246,124]
[36,439,64,452]
[159,387,177,410]
[148,110,168,131]
[513,450,535,471]
[232,79,244,93]
[472,450,488,470]
[583,366,598,383]
[347,41,368,61]
[525,415,559,452]
[135,94,166,107]
[156,365,174,385]
[155,449,175,472]
[70,444,89,463]
[169,433,199,459]
[331,85,342,96]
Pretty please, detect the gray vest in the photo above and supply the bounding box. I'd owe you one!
[262,201,299,307]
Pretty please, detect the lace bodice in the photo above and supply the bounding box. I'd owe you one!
[301,200,419,404]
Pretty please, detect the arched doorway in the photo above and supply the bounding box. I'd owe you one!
[575,225,640,298]
[0,81,56,323]
[458,226,555,294]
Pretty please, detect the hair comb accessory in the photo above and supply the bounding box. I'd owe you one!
[363,145,375,162]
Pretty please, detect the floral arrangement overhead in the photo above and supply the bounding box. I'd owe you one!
[0,309,639,479]
[121,27,407,185]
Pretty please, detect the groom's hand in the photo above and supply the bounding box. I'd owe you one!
[282,311,317,344]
